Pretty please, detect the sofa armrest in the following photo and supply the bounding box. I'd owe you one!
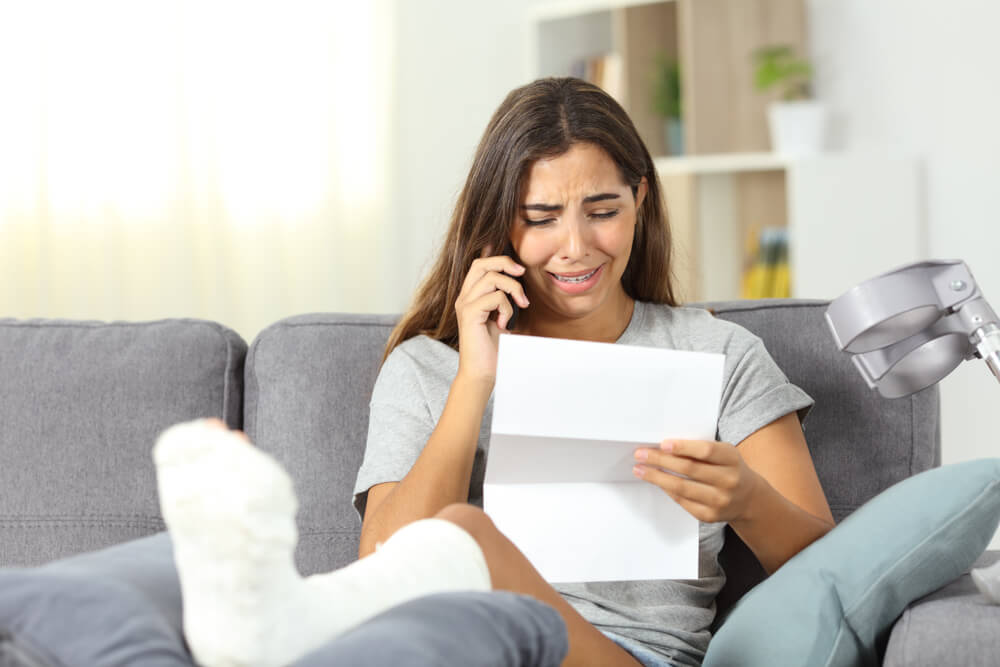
[884,550,1000,666]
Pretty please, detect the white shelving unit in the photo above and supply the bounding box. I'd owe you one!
[657,153,925,302]
[528,0,808,157]
[528,0,924,303]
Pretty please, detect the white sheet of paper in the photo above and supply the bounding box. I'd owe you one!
[484,333,724,583]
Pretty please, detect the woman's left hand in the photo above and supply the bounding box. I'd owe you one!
[633,440,763,523]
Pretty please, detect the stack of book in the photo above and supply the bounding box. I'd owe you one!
[741,227,790,299]
[569,52,624,103]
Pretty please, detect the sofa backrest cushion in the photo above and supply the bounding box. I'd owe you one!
[244,300,941,605]
[0,318,246,567]
[243,313,397,575]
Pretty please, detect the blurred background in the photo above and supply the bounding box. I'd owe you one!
[2,0,998,542]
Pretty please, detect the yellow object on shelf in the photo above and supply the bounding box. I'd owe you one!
[741,227,790,299]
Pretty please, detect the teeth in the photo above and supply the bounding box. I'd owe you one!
[554,267,598,283]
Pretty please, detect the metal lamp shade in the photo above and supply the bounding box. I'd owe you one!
[826,260,989,399]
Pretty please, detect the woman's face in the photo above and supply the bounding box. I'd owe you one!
[509,142,647,329]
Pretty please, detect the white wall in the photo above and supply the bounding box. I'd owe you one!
[808,0,1000,548]
[388,0,543,310]
[389,0,1000,545]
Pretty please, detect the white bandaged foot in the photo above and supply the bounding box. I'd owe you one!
[154,419,491,667]
[971,559,1000,605]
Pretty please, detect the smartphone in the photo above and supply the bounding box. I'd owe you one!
[502,246,522,331]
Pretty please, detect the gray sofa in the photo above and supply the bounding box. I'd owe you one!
[1,299,997,665]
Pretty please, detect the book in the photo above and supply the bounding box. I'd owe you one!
[569,52,625,104]
[741,227,790,299]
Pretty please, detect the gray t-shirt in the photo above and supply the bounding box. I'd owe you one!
[353,300,813,666]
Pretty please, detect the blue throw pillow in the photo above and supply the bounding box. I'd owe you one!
[704,458,1000,667]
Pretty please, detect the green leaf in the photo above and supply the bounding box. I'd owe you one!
[650,52,682,119]
[751,43,812,99]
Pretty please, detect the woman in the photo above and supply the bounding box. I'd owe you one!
[353,76,835,667]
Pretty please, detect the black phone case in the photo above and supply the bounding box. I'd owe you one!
[503,247,521,330]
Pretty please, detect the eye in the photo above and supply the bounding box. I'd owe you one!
[591,210,619,219]
[523,218,554,227]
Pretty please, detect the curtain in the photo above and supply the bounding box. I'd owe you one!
[0,0,395,342]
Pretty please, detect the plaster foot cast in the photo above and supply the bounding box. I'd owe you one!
[971,559,1000,605]
[154,419,492,667]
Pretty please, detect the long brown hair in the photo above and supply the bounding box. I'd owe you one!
[382,77,678,364]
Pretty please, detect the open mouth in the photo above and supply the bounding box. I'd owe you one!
[547,264,604,293]
[549,267,600,283]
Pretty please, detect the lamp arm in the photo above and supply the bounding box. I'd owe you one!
[972,323,1000,383]
[953,295,1000,384]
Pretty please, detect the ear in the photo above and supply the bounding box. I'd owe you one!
[634,177,648,210]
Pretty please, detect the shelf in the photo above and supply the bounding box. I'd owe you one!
[655,154,923,303]
[654,153,788,175]
[527,0,671,24]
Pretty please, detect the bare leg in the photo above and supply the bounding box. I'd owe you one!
[435,504,642,667]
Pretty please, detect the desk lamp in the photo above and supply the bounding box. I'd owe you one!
[825,258,1000,603]
[825,259,1000,399]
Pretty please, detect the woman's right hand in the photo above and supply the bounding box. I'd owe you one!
[454,246,530,385]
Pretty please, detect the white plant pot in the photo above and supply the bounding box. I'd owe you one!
[767,100,828,156]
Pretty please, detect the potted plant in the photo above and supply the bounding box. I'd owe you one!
[753,45,827,155]
[651,53,683,155]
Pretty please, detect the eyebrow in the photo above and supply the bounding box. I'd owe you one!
[521,192,621,212]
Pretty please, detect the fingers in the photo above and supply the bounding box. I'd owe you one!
[456,248,530,327]
[661,439,733,464]
[634,442,734,483]
[467,271,530,309]
[470,289,517,330]
[634,461,736,524]
[199,418,250,443]
[461,251,526,296]
[633,439,750,523]
[638,452,729,487]
[633,464,726,510]
[495,294,516,331]
[661,492,717,524]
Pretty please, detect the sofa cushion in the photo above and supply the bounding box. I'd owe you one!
[703,458,1000,667]
[0,533,189,667]
[883,551,1000,667]
[0,318,246,567]
[243,313,397,575]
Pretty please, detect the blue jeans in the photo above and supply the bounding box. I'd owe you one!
[602,630,679,667]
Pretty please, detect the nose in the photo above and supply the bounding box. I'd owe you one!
[558,212,592,261]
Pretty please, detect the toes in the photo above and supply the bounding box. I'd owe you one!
[153,417,296,516]
[153,421,236,469]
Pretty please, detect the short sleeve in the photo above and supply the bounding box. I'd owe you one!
[716,332,814,447]
[352,346,436,520]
